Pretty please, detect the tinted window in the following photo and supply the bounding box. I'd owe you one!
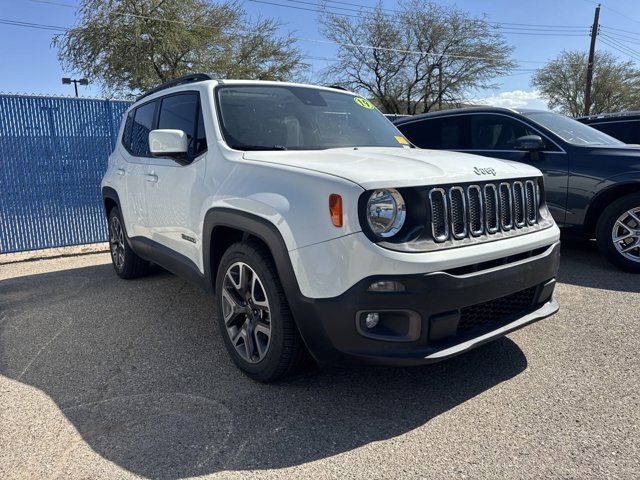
[194,104,207,156]
[130,101,156,156]
[523,111,623,146]
[397,116,470,149]
[216,85,408,150]
[471,115,536,150]
[158,93,205,158]
[122,110,134,149]
[588,120,638,144]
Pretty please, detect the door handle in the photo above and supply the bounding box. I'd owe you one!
[116,168,125,176]
[145,173,158,183]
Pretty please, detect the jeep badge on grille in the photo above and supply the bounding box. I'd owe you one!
[474,167,497,176]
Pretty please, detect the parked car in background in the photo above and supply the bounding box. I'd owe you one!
[394,107,640,272]
[101,76,560,381]
[577,111,640,145]
[384,114,412,122]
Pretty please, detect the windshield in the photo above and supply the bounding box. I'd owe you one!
[216,85,410,150]
[522,111,623,146]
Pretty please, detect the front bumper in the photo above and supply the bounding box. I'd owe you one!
[289,241,560,366]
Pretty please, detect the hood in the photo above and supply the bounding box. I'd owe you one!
[243,147,542,189]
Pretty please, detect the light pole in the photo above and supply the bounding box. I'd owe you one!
[62,77,89,97]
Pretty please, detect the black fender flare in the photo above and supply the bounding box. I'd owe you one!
[202,208,335,362]
[101,186,121,217]
[101,186,138,252]
[202,208,299,296]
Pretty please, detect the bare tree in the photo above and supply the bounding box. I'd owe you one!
[532,50,640,117]
[54,0,306,96]
[319,0,515,114]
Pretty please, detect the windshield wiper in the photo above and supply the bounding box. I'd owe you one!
[237,145,288,151]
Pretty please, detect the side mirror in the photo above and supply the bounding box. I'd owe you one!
[514,135,545,152]
[149,129,189,160]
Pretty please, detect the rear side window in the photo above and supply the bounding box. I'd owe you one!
[397,116,470,149]
[470,114,537,150]
[194,106,207,156]
[589,120,638,144]
[130,101,157,157]
[122,110,134,149]
[157,92,207,158]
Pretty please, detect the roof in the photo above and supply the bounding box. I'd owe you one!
[391,106,549,125]
[135,73,356,103]
[577,111,640,121]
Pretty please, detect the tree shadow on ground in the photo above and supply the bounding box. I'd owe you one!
[0,260,532,479]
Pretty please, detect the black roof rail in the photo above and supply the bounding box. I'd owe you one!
[136,73,214,101]
[326,85,349,91]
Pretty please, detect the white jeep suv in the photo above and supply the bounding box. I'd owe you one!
[101,74,560,382]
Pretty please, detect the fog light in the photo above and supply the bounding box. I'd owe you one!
[365,312,380,329]
[367,280,405,292]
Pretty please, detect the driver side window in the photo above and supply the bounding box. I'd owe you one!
[471,114,538,150]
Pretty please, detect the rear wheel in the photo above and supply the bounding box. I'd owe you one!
[215,240,307,382]
[108,207,150,279]
[596,193,640,273]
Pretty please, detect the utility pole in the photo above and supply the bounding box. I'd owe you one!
[584,3,600,116]
[427,63,443,111]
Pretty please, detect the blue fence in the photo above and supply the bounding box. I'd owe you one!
[0,94,132,253]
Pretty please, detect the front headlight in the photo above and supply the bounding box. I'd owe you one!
[366,189,406,237]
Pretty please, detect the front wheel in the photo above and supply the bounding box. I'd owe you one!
[215,241,308,382]
[596,193,640,273]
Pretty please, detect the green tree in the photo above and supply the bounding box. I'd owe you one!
[54,0,305,96]
[532,50,640,117]
[319,0,515,114]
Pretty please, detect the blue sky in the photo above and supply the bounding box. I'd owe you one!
[1,0,639,109]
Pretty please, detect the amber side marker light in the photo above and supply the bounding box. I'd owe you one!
[329,194,343,227]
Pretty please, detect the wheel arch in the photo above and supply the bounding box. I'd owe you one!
[203,208,300,297]
[102,186,121,219]
[203,207,353,365]
[584,181,640,238]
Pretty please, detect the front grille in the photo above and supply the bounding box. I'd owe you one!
[457,287,537,333]
[428,179,540,243]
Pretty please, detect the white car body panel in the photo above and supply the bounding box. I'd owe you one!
[290,225,560,298]
[243,147,542,189]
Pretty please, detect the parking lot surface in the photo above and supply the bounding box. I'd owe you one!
[1,241,638,479]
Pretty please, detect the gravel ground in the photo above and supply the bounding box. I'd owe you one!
[0,241,638,479]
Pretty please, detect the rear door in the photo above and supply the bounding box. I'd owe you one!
[143,91,208,269]
[120,99,158,238]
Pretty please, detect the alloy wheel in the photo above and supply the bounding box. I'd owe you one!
[221,262,272,363]
[612,207,640,263]
[109,215,126,269]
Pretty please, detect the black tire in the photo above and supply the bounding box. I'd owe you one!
[215,240,308,382]
[107,207,150,279]
[595,192,640,273]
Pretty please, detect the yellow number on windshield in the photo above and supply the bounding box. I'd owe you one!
[354,97,375,109]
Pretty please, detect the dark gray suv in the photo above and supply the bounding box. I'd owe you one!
[394,107,640,272]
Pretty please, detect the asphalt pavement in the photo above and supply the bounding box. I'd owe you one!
[0,240,638,479]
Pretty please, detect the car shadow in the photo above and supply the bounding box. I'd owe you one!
[1,262,528,479]
[558,238,640,293]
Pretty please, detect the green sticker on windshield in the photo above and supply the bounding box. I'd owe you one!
[354,97,374,109]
